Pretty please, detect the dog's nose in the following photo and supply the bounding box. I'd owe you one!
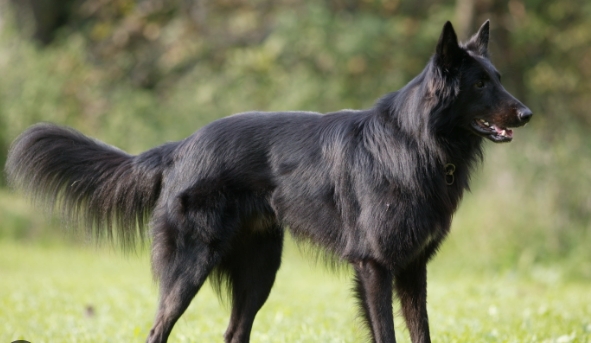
[518,107,533,123]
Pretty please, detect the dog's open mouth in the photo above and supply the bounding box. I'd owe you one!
[471,119,513,143]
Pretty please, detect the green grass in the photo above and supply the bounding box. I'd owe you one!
[0,238,590,343]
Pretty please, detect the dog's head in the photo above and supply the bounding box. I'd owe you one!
[434,21,532,143]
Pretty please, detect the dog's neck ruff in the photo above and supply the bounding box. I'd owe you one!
[444,163,456,185]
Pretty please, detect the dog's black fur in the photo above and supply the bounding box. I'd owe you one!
[5,21,531,343]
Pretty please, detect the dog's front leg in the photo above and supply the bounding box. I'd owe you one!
[394,258,431,343]
[353,259,396,343]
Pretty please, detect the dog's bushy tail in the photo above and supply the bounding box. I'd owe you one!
[5,123,178,248]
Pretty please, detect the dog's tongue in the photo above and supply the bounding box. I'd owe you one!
[494,125,513,138]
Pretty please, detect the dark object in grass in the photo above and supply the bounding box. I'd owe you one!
[5,20,531,343]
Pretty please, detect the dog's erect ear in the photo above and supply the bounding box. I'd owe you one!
[436,21,463,71]
[466,20,490,57]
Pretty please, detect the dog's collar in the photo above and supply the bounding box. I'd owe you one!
[444,163,456,185]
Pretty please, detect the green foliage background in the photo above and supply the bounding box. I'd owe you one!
[0,0,590,294]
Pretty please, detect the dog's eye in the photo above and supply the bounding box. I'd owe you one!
[475,80,485,89]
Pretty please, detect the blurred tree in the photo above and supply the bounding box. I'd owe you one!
[10,0,76,44]
[5,0,591,126]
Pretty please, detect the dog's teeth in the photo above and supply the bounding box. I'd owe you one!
[484,121,490,126]
[500,130,506,136]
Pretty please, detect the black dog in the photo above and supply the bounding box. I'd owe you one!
[6,21,531,343]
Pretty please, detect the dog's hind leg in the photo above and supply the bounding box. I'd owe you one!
[394,257,431,343]
[220,227,284,343]
[146,195,236,343]
[353,259,396,343]
[146,237,222,343]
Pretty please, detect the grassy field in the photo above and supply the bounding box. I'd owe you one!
[1,237,590,343]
